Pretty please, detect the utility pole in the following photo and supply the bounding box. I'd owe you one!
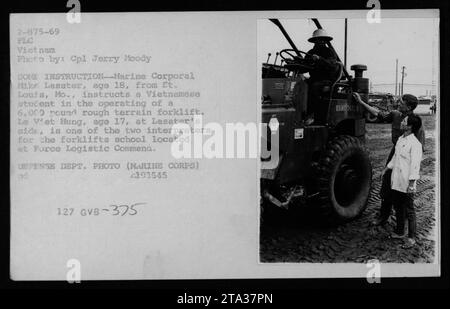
[401,66,406,96]
[395,59,398,96]
[344,18,348,69]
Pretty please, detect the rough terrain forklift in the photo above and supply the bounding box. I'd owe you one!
[261,19,373,223]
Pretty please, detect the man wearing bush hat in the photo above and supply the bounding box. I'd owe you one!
[305,29,341,124]
[307,29,339,81]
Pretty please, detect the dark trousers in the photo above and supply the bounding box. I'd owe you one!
[392,190,417,238]
[308,80,331,124]
[378,146,396,222]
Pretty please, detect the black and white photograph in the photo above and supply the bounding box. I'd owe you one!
[259,15,439,264]
[3,1,448,293]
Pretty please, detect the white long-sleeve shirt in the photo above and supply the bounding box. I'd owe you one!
[387,133,423,193]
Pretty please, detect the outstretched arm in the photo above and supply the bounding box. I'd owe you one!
[352,92,380,116]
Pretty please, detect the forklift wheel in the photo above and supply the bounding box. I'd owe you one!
[316,135,372,223]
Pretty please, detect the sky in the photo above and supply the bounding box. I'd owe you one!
[258,17,439,96]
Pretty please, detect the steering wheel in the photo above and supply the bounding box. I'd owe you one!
[279,49,308,60]
[279,49,315,72]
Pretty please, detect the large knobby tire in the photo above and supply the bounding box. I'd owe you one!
[316,135,372,223]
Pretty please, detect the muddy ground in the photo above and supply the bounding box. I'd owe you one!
[260,115,437,263]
